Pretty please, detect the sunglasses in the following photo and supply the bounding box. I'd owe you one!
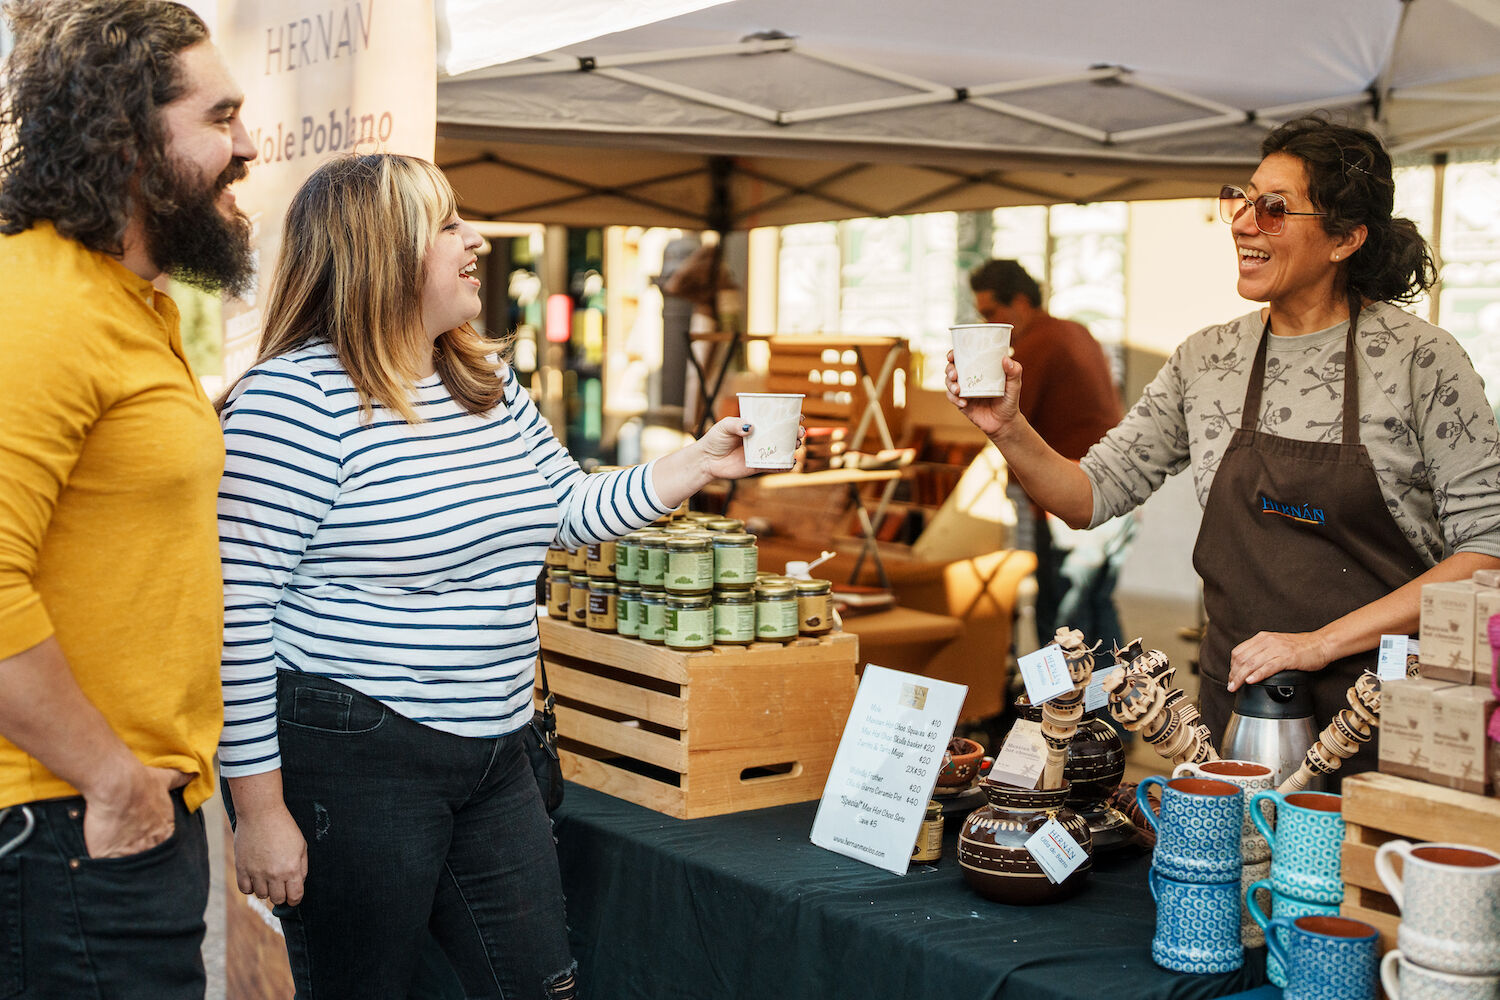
[1218,185,1327,236]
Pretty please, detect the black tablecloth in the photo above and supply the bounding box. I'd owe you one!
[552,783,1267,1000]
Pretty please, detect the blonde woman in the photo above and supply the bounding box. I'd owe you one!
[216,154,764,999]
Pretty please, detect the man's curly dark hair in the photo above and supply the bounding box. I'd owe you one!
[0,0,209,255]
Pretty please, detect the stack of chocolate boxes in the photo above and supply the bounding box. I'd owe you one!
[1381,571,1500,796]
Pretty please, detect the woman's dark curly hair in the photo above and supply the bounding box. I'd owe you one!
[0,0,208,254]
[1261,115,1437,305]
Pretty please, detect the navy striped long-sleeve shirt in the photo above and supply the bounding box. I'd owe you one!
[217,344,672,777]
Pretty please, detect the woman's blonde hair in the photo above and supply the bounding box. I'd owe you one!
[218,153,505,422]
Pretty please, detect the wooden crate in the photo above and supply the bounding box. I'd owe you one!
[1340,771,1500,953]
[537,616,858,819]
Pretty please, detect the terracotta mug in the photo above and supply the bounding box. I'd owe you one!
[1148,868,1244,975]
[1136,775,1243,884]
[1382,950,1500,1000]
[1375,841,1500,975]
[1250,790,1344,904]
[1266,914,1379,1000]
[1173,758,1275,864]
[1245,877,1342,988]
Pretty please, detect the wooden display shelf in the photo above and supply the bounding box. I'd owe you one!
[1339,771,1500,953]
[536,615,858,819]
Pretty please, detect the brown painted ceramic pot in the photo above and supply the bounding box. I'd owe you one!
[1016,698,1135,852]
[937,736,985,787]
[958,779,1093,904]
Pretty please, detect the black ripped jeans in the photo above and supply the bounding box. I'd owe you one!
[250,671,576,1000]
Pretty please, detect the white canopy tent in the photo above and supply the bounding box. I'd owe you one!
[434,0,1500,230]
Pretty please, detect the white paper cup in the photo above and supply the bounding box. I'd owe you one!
[737,393,804,470]
[950,323,1012,398]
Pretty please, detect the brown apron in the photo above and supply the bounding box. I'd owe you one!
[1191,315,1427,775]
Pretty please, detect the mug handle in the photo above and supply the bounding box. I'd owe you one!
[1374,839,1412,912]
[1249,789,1280,851]
[1170,762,1194,780]
[1148,867,1160,902]
[1136,775,1167,832]
[1244,878,1273,933]
[1265,915,1295,973]
[1380,950,1403,1000]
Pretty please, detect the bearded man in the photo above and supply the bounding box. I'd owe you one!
[0,2,254,996]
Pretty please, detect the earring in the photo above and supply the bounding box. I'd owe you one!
[1333,254,1341,261]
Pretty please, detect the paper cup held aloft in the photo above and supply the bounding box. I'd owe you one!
[737,393,804,470]
[951,323,1012,398]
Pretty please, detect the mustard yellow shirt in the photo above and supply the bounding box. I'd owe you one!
[0,223,224,812]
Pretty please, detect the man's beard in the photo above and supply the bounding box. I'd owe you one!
[144,155,256,298]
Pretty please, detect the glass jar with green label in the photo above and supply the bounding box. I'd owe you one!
[665,593,714,650]
[568,571,589,627]
[616,583,640,637]
[586,578,617,633]
[637,532,668,588]
[665,534,714,595]
[711,532,758,589]
[755,579,799,642]
[615,531,645,583]
[794,578,834,636]
[713,589,756,645]
[637,588,667,645]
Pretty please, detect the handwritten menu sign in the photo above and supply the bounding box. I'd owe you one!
[810,665,967,874]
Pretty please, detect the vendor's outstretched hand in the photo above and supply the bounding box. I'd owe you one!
[1227,630,1332,692]
[695,414,805,481]
[944,350,1024,441]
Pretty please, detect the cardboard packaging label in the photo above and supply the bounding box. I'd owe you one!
[1380,678,1458,782]
[1430,685,1497,796]
[1421,581,1476,684]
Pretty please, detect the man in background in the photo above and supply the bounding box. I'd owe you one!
[969,259,1125,647]
[0,2,254,995]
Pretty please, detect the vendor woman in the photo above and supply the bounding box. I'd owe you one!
[948,116,1500,773]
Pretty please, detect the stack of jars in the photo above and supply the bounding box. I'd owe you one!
[545,511,836,649]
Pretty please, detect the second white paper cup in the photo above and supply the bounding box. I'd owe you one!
[737,393,804,470]
[951,323,1012,398]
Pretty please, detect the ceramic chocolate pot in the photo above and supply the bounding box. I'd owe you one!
[958,779,1093,905]
[1016,698,1135,852]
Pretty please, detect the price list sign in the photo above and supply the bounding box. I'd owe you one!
[810,664,967,874]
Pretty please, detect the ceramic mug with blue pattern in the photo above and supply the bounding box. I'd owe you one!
[1136,775,1243,884]
[1250,789,1344,904]
[1266,914,1379,1000]
[1244,876,1342,988]
[1148,868,1245,975]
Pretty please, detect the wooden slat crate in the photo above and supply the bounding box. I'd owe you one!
[537,616,858,819]
[1340,771,1500,953]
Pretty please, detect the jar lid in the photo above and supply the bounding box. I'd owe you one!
[667,535,712,551]
[637,588,666,601]
[589,579,617,591]
[638,533,669,548]
[705,518,745,532]
[794,578,832,594]
[925,800,943,821]
[756,581,796,597]
[714,589,755,602]
[711,532,757,546]
[667,593,712,607]
[569,571,589,582]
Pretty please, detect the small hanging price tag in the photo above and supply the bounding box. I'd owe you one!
[1084,666,1123,713]
[1017,644,1071,705]
[989,719,1047,789]
[1376,634,1410,681]
[1025,816,1089,884]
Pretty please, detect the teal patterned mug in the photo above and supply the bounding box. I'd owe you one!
[1266,914,1379,1000]
[1245,877,1342,988]
[1250,790,1344,904]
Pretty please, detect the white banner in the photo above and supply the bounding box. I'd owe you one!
[216,0,436,380]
